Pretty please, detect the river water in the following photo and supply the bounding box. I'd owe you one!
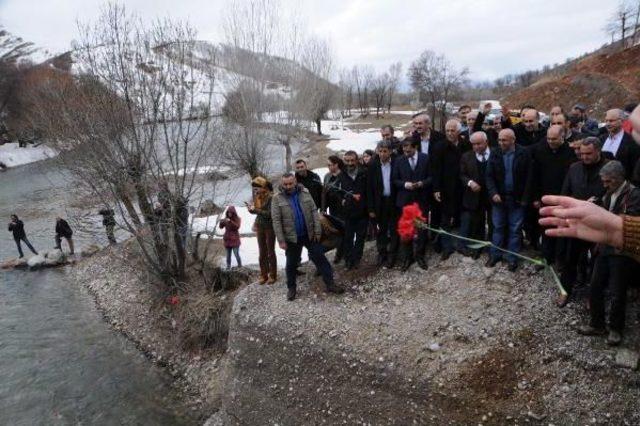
[0,162,197,425]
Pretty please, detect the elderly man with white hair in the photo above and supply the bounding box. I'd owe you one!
[577,160,640,346]
[600,108,640,178]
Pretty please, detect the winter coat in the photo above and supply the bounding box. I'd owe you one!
[271,185,322,244]
[460,150,491,212]
[219,206,241,248]
[295,170,323,209]
[339,167,368,219]
[55,219,73,238]
[486,144,533,205]
[598,182,640,256]
[8,219,26,240]
[250,191,273,230]
[433,141,463,217]
[561,157,608,201]
[529,141,577,201]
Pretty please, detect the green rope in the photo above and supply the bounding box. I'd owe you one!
[414,221,567,297]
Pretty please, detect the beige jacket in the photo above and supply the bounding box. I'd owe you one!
[271,185,321,244]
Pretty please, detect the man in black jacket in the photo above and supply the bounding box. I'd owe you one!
[459,131,492,258]
[557,137,608,306]
[530,125,577,264]
[577,160,640,346]
[380,125,402,157]
[600,108,640,179]
[55,216,75,255]
[322,155,346,264]
[340,151,368,270]
[412,113,445,251]
[503,108,547,148]
[367,141,398,267]
[392,138,431,270]
[8,214,38,258]
[295,159,323,209]
[434,119,464,260]
[486,129,533,271]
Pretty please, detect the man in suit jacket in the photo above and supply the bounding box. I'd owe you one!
[339,151,368,270]
[367,141,398,267]
[392,138,431,270]
[411,112,445,252]
[459,131,492,258]
[486,128,533,271]
[600,108,640,179]
[433,119,465,260]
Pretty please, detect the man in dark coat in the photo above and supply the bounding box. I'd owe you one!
[339,151,368,270]
[99,208,117,244]
[459,131,492,258]
[367,140,398,267]
[529,125,577,264]
[392,138,431,270]
[486,128,533,271]
[55,216,74,255]
[600,108,640,179]
[577,160,640,346]
[411,112,445,251]
[294,159,323,208]
[8,214,38,258]
[503,108,547,148]
[433,119,464,260]
[380,125,402,157]
[557,137,609,306]
[322,155,346,264]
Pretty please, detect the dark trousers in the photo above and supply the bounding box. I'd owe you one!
[257,227,277,279]
[490,197,525,264]
[560,238,592,294]
[343,216,368,265]
[428,195,442,249]
[285,235,334,290]
[541,234,559,265]
[524,206,541,249]
[375,197,399,259]
[459,204,492,251]
[440,207,461,254]
[105,224,116,244]
[590,254,631,332]
[15,236,38,258]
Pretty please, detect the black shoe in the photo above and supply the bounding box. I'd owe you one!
[458,248,472,257]
[472,250,481,260]
[507,262,518,272]
[416,258,428,270]
[287,288,296,301]
[314,269,322,277]
[607,330,623,346]
[385,257,396,269]
[400,260,412,272]
[433,243,442,254]
[296,269,304,276]
[333,255,342,265]
[440,250,452,261]
[376,254,386,267]
[577,325,606,336]
[326,284,345,294]
[485,257,500,268]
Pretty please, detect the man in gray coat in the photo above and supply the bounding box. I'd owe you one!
[272,173,344,301]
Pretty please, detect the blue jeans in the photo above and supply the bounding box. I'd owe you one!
[490,197,525,264]
[226,247,241,268]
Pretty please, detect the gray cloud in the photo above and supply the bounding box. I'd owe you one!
[0,0,617,82]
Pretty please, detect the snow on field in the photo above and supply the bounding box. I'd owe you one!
[0,143,57,168]
[323,120,382,152]
[191,205,309,266]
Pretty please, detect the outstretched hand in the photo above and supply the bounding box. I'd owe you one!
[538,195,623,248]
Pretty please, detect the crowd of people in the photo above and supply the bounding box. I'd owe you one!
[247,101,640,347]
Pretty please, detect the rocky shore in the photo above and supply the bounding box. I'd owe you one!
[74,239,640,425]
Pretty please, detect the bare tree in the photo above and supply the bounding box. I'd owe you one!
[338,68,354,117]
[297,37,335,135]
[604,1,634,48]
[386,62,402,113]
[408,50,468,131]
[352,65,374,116]
[370,71,389,118]
[25,4,220,285]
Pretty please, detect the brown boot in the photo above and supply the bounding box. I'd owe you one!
[267,274,277,285]
[258,275,268,285]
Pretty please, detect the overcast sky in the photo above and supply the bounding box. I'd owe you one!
[0,0,617,82]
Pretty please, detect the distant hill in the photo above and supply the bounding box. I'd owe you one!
[503,41,640,117]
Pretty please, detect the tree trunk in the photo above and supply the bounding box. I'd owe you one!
[316,119,322,135]
[284,140,292,171]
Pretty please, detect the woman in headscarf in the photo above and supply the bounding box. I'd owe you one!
[248,176,277,284]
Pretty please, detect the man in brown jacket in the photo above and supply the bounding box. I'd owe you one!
[272,173,344,301]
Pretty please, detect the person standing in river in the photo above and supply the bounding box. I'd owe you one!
[54,216,75,255]
[8,214,38,258]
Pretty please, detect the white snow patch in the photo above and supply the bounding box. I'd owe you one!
[323,120,382,153]
[0,143,57,168]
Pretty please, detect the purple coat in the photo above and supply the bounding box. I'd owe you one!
[220,206,241,248]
